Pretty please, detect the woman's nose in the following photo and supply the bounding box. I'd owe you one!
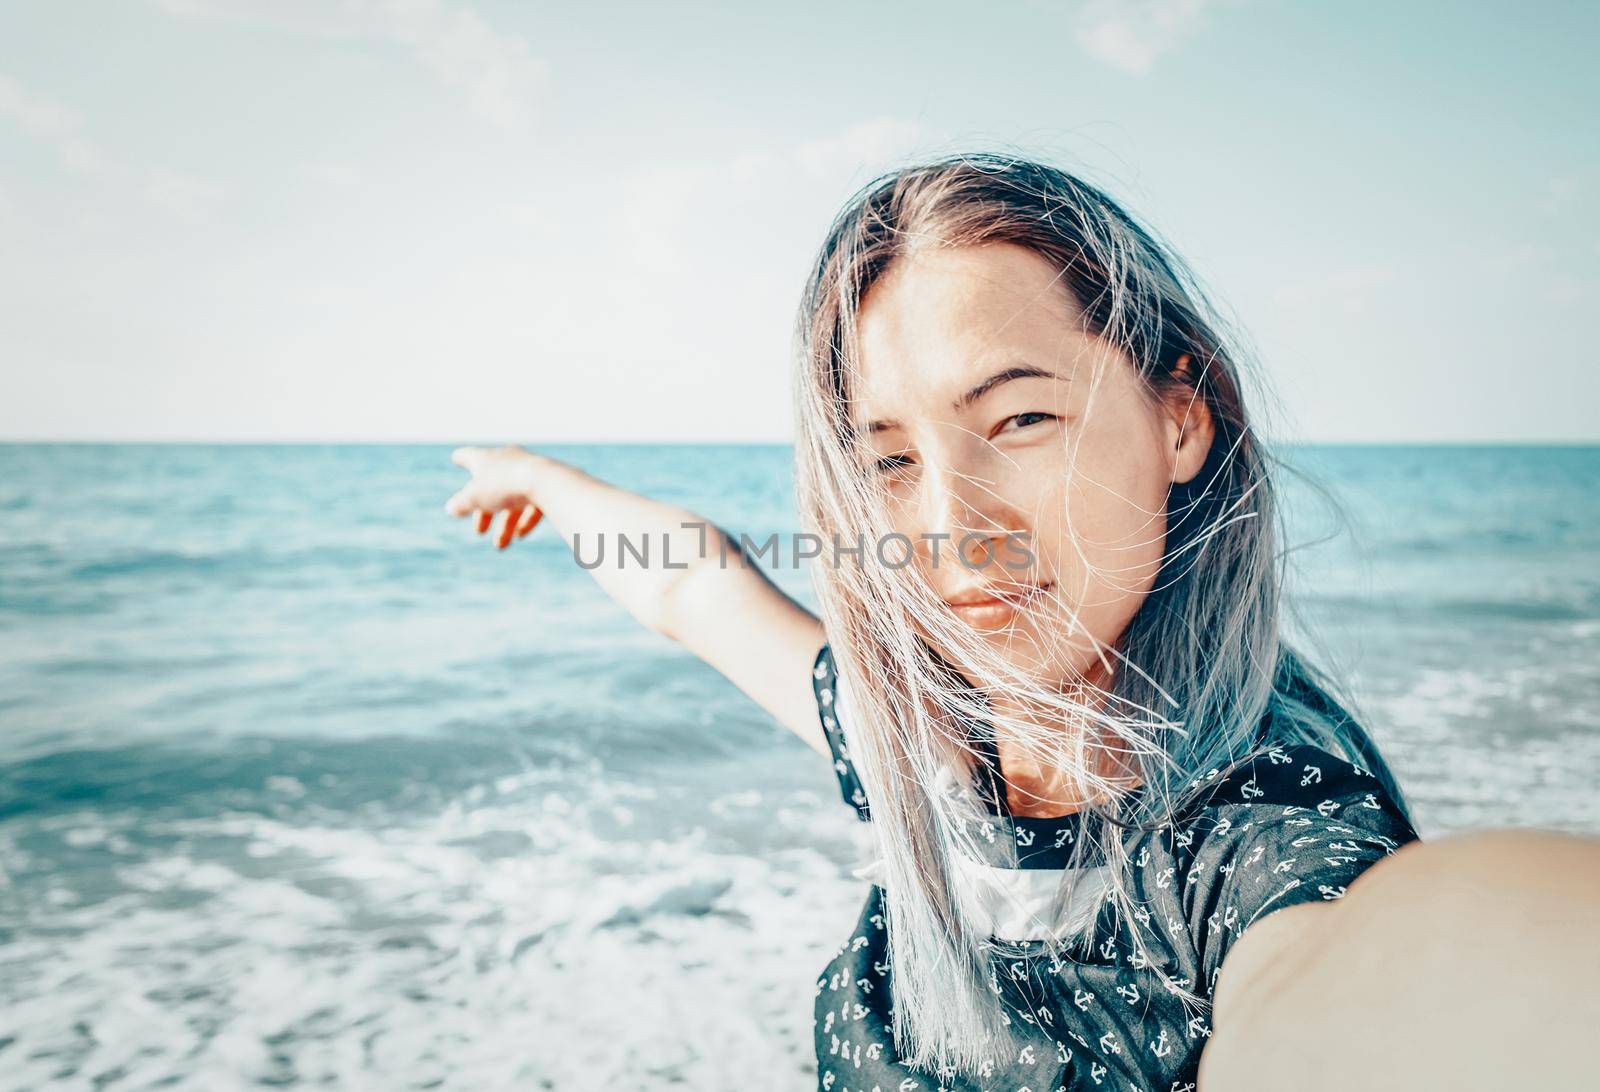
[915,459,1019,570]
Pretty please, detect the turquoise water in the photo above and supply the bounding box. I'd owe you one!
[1,442,1596,1089]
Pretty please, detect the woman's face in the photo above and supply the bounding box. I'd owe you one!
[852,241,1213,692]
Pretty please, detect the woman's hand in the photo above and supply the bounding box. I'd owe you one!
[444,444,545,549]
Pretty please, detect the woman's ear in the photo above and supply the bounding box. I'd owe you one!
[1163,354,1215,486]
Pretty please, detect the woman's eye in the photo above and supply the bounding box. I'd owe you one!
[874,453,916,474]
[1002,411,1057,432]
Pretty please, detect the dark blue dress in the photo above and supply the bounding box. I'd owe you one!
[809,643,1419,1092]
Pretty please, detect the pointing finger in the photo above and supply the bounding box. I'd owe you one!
[476,510,492,534]
[498,506,523,549]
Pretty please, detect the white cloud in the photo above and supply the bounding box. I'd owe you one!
[1270,262,1400,317]
[0,71,221,218]
[144,166,225,220]
[0,72,107,174]
[1541,172,1583,215]
[154,0,547,129]
[302,162,364,189]
[619,117,940,276]
[1073,0,1219,76]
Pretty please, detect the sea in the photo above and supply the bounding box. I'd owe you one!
[1,442,1596,1090]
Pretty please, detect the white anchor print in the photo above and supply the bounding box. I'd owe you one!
[1117,982,1141,1005]
[1240,777,1264,799]
[1149,1027,1173,1057]
[1187,1015,1212,1039]
[1053,827,1073,848]
[1300,764,1322,786]
[1074,988,1095,1011]
[1099,1030,1122,1055]
[1267,747,1293,764]
[1156,866,1175,889]
[1273,856,1298,874]
[1319,883,1348,900]
[1317,799,1341,817]
[1090,1062,1108,1084]
[1016,827,1036,847]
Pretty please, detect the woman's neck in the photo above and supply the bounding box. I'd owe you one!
[985,665,1142,818]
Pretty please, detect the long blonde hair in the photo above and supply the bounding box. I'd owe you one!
[791,152,1411,1076]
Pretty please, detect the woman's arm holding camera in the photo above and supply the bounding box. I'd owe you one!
[446,445,829,757]
[1199,828,1600,1090]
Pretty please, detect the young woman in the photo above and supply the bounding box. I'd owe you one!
[445,155,1597,1091]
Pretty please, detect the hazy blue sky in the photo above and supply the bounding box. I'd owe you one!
[1,1,1595,442]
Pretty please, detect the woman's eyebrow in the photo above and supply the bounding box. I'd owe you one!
[862,364,1063,434]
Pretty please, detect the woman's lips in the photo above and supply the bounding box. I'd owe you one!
[947,581,1052,630]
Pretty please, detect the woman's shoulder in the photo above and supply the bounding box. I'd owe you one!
[1183,741,1405,819]
[1172,741,1419,884]
[1159,742,1420,993]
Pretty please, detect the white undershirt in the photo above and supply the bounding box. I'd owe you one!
[834,670,1108,943]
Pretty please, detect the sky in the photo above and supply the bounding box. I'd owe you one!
[0,0,1595,444]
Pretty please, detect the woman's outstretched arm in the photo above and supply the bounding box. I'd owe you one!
[445,445,828,757]
[1198,828,1600,1090]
